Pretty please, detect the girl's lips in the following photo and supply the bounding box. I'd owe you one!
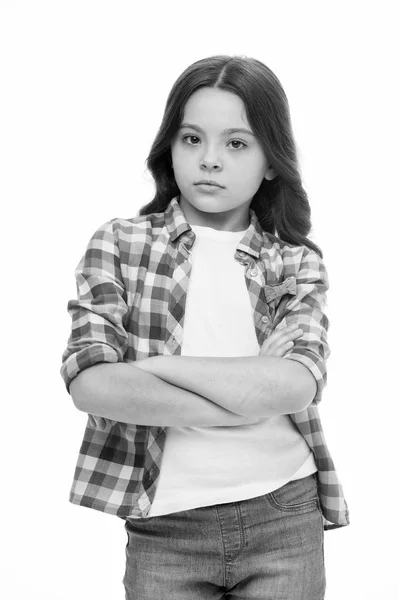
[195,183,224,192]
[195,181,224,188]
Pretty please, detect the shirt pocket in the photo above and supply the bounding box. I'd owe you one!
[263,276,297,327]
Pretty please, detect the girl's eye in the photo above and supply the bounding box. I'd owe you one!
[181,135,247,149]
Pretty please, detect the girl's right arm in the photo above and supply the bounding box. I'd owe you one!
[70,362,259,428]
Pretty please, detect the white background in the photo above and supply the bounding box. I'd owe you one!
[1,1,398,598]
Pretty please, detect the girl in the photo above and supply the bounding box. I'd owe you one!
[61,55,350,599]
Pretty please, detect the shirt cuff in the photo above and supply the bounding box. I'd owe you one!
[60,344,120,394]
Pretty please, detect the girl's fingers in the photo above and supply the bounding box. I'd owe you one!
[260,327,303,357]
[267,340,294,358]
[285,329,303,343]
[263,328,303,349]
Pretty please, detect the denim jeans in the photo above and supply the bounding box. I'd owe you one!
[123,472,326,599]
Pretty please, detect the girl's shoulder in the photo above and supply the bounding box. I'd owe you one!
[259,231,325,279]
[91,211,165,240]
[260,230,312,260]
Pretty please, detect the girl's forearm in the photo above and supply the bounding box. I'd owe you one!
[135,355,316,417]
[70,362,257,427]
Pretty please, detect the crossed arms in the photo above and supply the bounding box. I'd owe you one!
[132,354,316,418]
[70,352,316,429]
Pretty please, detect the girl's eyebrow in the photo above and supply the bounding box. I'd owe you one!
[179,123,255,136]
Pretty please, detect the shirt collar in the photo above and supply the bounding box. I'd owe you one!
[164,195,266,260]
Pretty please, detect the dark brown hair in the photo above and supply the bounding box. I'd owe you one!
[138,54,322,257]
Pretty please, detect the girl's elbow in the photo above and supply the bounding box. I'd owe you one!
[294,370,318,412]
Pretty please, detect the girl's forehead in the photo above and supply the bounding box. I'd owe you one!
[182,89,250,130]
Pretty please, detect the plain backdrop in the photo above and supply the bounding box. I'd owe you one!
[1,1,398,598]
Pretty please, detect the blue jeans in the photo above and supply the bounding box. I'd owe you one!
[123,473,326,599]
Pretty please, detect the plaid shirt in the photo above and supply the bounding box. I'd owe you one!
[60,196,350,530]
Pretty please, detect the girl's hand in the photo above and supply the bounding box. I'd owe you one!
[259,324,303,358]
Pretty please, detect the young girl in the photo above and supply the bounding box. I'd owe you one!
[61,54,350,599]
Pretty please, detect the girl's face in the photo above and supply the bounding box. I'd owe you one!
[170,87,275,231]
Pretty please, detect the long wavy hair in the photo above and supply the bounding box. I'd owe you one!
[138,54,322,257]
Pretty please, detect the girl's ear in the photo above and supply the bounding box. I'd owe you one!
[264,165,276,181]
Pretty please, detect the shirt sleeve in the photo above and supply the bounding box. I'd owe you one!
[60,219,130,394]
[276,248,331,405]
